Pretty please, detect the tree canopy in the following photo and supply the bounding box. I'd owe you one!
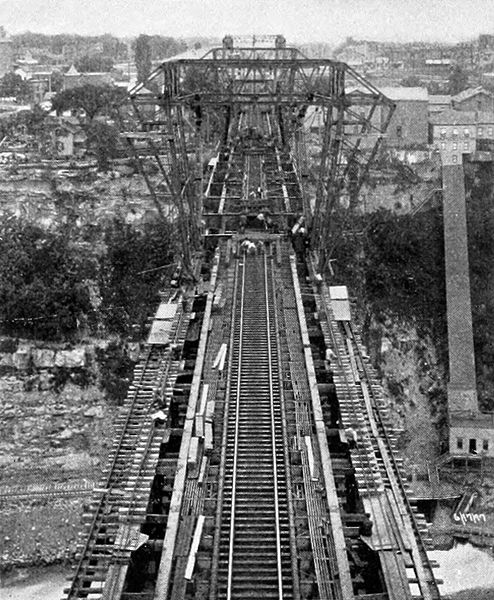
[98,219,175,336]
[86,121,121,171]
[0,73,30,101]
[0,221,96,340]
[135,34,152,84]
[0,216,175,341]
[448,64,469,95]
[51,84,127,120]
[75,54,114,73]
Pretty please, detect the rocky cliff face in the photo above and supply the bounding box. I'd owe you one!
[365,314,447,476]
[0,336,140,570]
[0,170,159,228]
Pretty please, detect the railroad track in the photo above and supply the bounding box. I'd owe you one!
[345,322,440,598]
[64,346,168,599]
[316,286,440,600]
[214,249,294,599]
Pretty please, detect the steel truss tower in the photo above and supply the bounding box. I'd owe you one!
[124,35,395,274]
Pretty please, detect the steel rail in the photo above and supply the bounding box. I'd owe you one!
[226,255,246,600]
[347,323,440,599]
[263,251,284,600]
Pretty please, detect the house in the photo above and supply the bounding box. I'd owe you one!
[378,86,429,147]
[63,64,81,89]
[423,58,452,77]
[53,117,87,157]
[428,95,452,115]
[429,109,494,165]
[15,66,55,104]
[452,86,494,112]
[15,51,39,74]
[63,65,114,90]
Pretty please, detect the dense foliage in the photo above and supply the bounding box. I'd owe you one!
[132,35,187,62]
[85,121,121,171]
[332,206,446,327]
[0,221,95,340]
[51,84,127,120]
[0,217,175,341]
[75,54,114,73]
[332,165,494,411]
[0,73,30,102]
[98,219,175,336]
[448,64,469,95]
[134,34,152,84]
[13,33,129,61]
[0,105,47,138]
[364,208,446,320]
[13,32,188,63]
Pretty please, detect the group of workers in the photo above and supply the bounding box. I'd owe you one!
[240,238,266,255]
[238,208,276,233]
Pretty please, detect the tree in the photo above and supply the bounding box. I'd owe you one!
[86,121,120,171]
[0,73,30,101]
[448,65,469,95]
[51,69,64,93]
[51,84,127,120]
[0,221,95,340]
[148,35,187,60]
[135,34,152,84]
[98,218,174,336]
[75,54,114,73]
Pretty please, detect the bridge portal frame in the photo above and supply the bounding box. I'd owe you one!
[125,44,395,274]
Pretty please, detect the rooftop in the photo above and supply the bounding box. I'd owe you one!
[65,64,80,77]
[378,86,428,102]
[452,86,493,103]
[429,95,452,105]
[430,109,476,125]
[430,109,494,125]
[425,58,451,65]
[346,85,427,102]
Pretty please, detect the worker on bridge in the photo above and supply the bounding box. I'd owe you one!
[345,427,358,449]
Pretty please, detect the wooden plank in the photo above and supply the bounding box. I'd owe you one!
[184,515,205,580]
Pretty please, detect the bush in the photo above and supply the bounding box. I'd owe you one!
[98,218,175,336]
[0,221,96,340]
[0,216,175,342]
[332,206,446,327]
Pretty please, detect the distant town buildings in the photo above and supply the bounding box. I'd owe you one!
[452,86,494,112]
[63,65,114,90]
[333,34,494,86]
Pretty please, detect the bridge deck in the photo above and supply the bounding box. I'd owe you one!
[66,129,440,600]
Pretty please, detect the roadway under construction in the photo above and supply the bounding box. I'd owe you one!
[65,36,442,600]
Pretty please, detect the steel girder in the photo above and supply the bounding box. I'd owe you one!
[124,44,395,273]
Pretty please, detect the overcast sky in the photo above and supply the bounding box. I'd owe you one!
[2,0,493,43]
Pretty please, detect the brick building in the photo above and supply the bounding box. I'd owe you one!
[378,86,429,147]
[428,95,452,115]
[430,110,494,164]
